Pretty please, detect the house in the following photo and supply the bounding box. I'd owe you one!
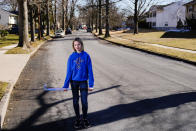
[0,8,18,28]
[184,0,196,19]
[126,15,134,28]
[146,1,186,30]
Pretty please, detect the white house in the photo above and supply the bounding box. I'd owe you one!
[146,1,186,30]
[0,8,18,28]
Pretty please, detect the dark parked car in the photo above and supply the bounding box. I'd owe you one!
[87,27,92,33]
[8,27,18,34]
[65,28,72,34]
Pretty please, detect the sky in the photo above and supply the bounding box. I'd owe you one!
[112,0,192,16]
[77,0,192,13]
[116,0,192,8]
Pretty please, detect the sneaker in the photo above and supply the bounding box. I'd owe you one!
[83,119,91,128]
[74,119,81,129]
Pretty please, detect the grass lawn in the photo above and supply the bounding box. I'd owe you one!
[94,31,196,62]
[5,35,51,54]
[0,34,19,48]
[0,81,9,100]
[107,30,196,51]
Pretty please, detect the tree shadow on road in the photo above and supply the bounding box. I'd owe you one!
[2,91,196,131]
[2,85,121,131]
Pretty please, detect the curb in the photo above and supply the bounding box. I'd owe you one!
[0,39,50,129]
[93,34,196,66]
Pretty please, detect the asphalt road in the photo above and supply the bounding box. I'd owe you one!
[2,30,196,131]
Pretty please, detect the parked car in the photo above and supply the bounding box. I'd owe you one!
[166,29,190,33]
[8,27,18,34]
[65,28,72,34]
[87,27,92,33]
[55,29,65,38]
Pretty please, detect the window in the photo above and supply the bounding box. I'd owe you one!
[153,12,156,17]
[188,6,193,12]
[152,22,156,26]
[165,22,168,26]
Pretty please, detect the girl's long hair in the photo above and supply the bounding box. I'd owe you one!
[72,37,84,52]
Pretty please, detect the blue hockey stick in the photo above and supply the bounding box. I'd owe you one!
[44,84,70,91]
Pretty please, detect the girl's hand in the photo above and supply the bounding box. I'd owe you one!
[63,88,68,91]
[88,88,94,91]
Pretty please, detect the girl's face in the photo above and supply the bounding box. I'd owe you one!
[74,41,82,53]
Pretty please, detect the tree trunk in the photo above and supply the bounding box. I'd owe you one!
[69,0,75,29]
[88,15,91,28]
[91,8,94,31]
[105,0,110,37]
[95,3,98,33]
[62,0,65,30]
[40,10,44,38]
[134,0,138,34]
[46,0,50,36]
[65,0,68,29]
[29,6,35,42]
[54,0,57,32]
[98,0,102,35]
[17,0,30,48]
[38,4,41,40]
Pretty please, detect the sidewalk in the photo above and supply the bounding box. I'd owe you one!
[0,42,46,128]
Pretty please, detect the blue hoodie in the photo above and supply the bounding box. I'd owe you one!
[63,51,94,89]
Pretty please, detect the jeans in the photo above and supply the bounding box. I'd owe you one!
[71,80,88,119]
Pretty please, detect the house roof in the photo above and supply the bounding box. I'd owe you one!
[0,8,18,16]
[149,2,175,11]
[9,11,18,15]
[148,1,186,13]
[184,0,196,6]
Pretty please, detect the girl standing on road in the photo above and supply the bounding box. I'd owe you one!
[62,37,94,129]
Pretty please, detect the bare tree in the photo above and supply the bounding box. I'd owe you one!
[79,0,122,35]
[0,0,18,11]
[28,1,36,42]
[68,0,78,29]
[54,0,57,31]
[95,0,98,32]
[62,0,65,30]
[17,0,30,48]
[126,0,158,34]
[98,0,103,35]
[46,0,50,35]
[65,0,69,29]
[51,0,57,32]
[105,0,110,37]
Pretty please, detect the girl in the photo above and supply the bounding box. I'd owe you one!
[63,37,94,129]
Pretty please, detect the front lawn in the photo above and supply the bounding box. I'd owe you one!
[94,30,196,62]
[5,35,51,54]
[0,34,19,48]
[0,81,9,100]
[109,30,196,51]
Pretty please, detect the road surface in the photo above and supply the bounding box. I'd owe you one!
[2,30,196,131]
